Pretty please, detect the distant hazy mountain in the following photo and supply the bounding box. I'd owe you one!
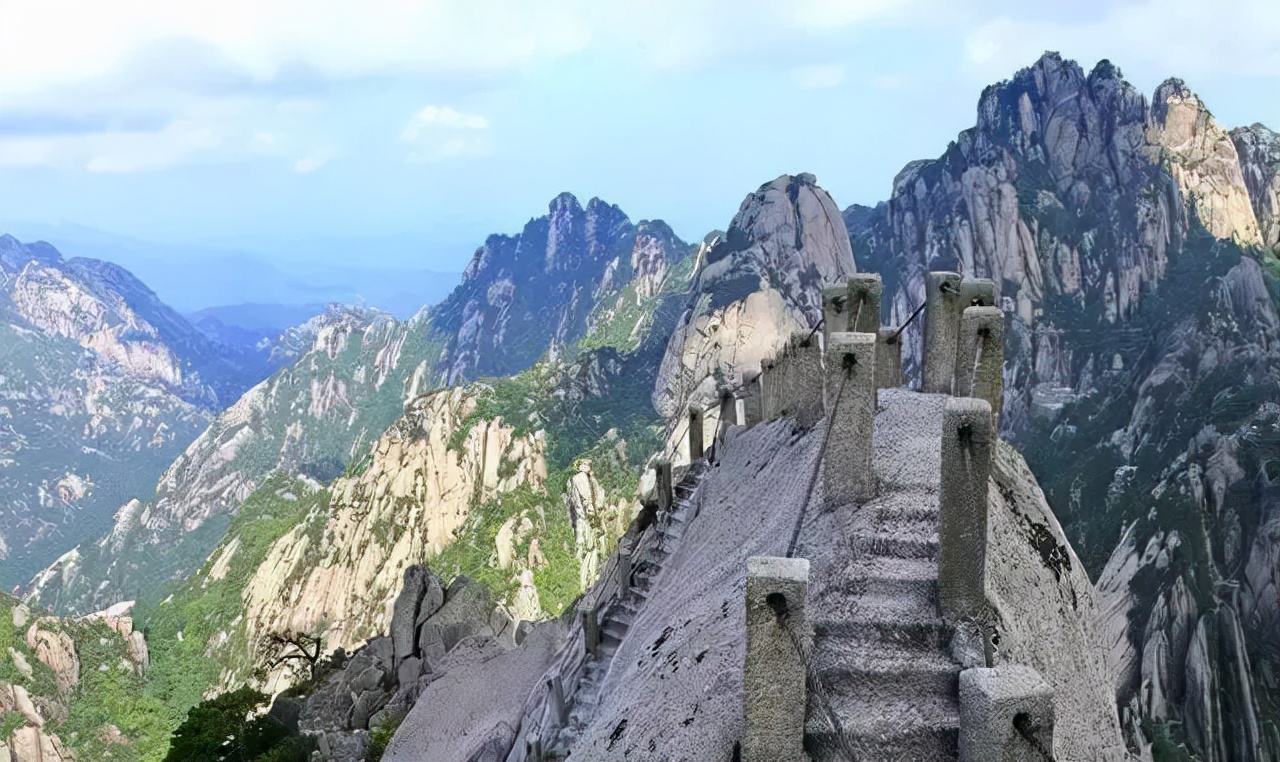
[0,221,462,317]
[0,234,283,589]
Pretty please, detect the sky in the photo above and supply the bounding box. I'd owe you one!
[1,0,1279,276]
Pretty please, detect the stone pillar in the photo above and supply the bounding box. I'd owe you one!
[774,343,795,419]
[549,675,569,726]
[688,405,704,461]
[823,332,877,508]
[938,397,993,621]
[719,390,737,439]
[822,286,849,343]
[788,333,824,428]
[923,271,963,394]
[876,327,903,389]
[959,665,1055,762]
[744,556,810,762]
[583,610,601,658]
[959,277,997,309]
[655,459,673,513]
[742,372,763,426]
[953,306,1005,424]
[760,360,777,421]
[847,273,883,334]
[617,546,632,602]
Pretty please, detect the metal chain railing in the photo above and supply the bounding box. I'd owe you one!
[782,609,860,762]
[785,362,848,558]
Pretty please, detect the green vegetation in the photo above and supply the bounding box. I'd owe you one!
[163,688,312,762]
[365,712,404,762]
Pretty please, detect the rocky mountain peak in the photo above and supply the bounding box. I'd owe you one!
[1231,122,1280,254]
[433,193,686,382]
[701,173,855,321]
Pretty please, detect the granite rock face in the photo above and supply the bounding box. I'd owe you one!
[847,51,1280,759]
[432,194,689,384]
[654,174,857,422]
[0,234,287,592]
[1233,123,1280,256]
[27,307,440,614]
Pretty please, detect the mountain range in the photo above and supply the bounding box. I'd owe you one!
[2,51,1279,762]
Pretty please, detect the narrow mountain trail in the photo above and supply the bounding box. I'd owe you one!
[797,389,963,761]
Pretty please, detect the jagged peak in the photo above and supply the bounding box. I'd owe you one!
[548,191,584,215]
[1152,77,1206,121]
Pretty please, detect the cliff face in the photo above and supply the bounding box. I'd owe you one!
[653,174,857,423]
[0,235,284,591]
[846,52,1280,760]
[27,307,443,614]
[431,194,689,384]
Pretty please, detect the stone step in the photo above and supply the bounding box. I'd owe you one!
[847,523,938,560]
[812,618,950,652]
[809,639,960,701]
[810,586,942,628]
[813,572,939,612]
[805,715,958,762]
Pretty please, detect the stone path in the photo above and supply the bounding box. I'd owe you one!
[556,460,708,751]
[799,389,963,761]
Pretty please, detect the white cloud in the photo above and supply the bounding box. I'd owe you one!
[961,0,1280,85]
[399,105,491,162]
[400,106,489,140]
[294,148,335,174]
[792,64,846,90]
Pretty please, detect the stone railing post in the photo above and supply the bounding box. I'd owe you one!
[760,360,778,421]
[959,665,1055,762]
[655,459,673,513]
[744,556,810,762]
[938,397,993,621]
[875,327,903,389]
[789,332,823,427]
[847,273,883,334]
[923,271,963,393]
[616,545,632,602]
[959,277,997,309]
[719,390,737,439]
[742,371,763,426]
[774,342,793,419]
[822,286,849,343]
[953,306,1005,424]
[688,405,705,461]
[583,610,601,658]
[824,332,877,508]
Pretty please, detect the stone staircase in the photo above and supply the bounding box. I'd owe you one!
[802,390,963,761]
[560,460,708,742]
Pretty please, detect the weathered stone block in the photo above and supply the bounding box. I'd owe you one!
[847,273,883,333]
[785,332,824,428]
[924,271,963,393]
[939,397,993,621]
[744,556,810,762]
[822,285,850,342]
[391,566,427,666]
[959,277,997,309]
[959,665,1055,762]
[876,327,903,389]
[655,459,673,512]
[688,404,705,460]
[760,360,778,421]
[823,332,877,508]
[954,306,1005,423]
[719,390,737,439]
[742,371,763,426]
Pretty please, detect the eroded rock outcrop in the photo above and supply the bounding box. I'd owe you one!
[654,174,857,421]
[240,386,548,685]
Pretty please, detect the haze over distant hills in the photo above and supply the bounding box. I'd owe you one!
[0,220,462,317]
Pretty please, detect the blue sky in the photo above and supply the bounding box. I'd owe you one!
[1,0,1278,275]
